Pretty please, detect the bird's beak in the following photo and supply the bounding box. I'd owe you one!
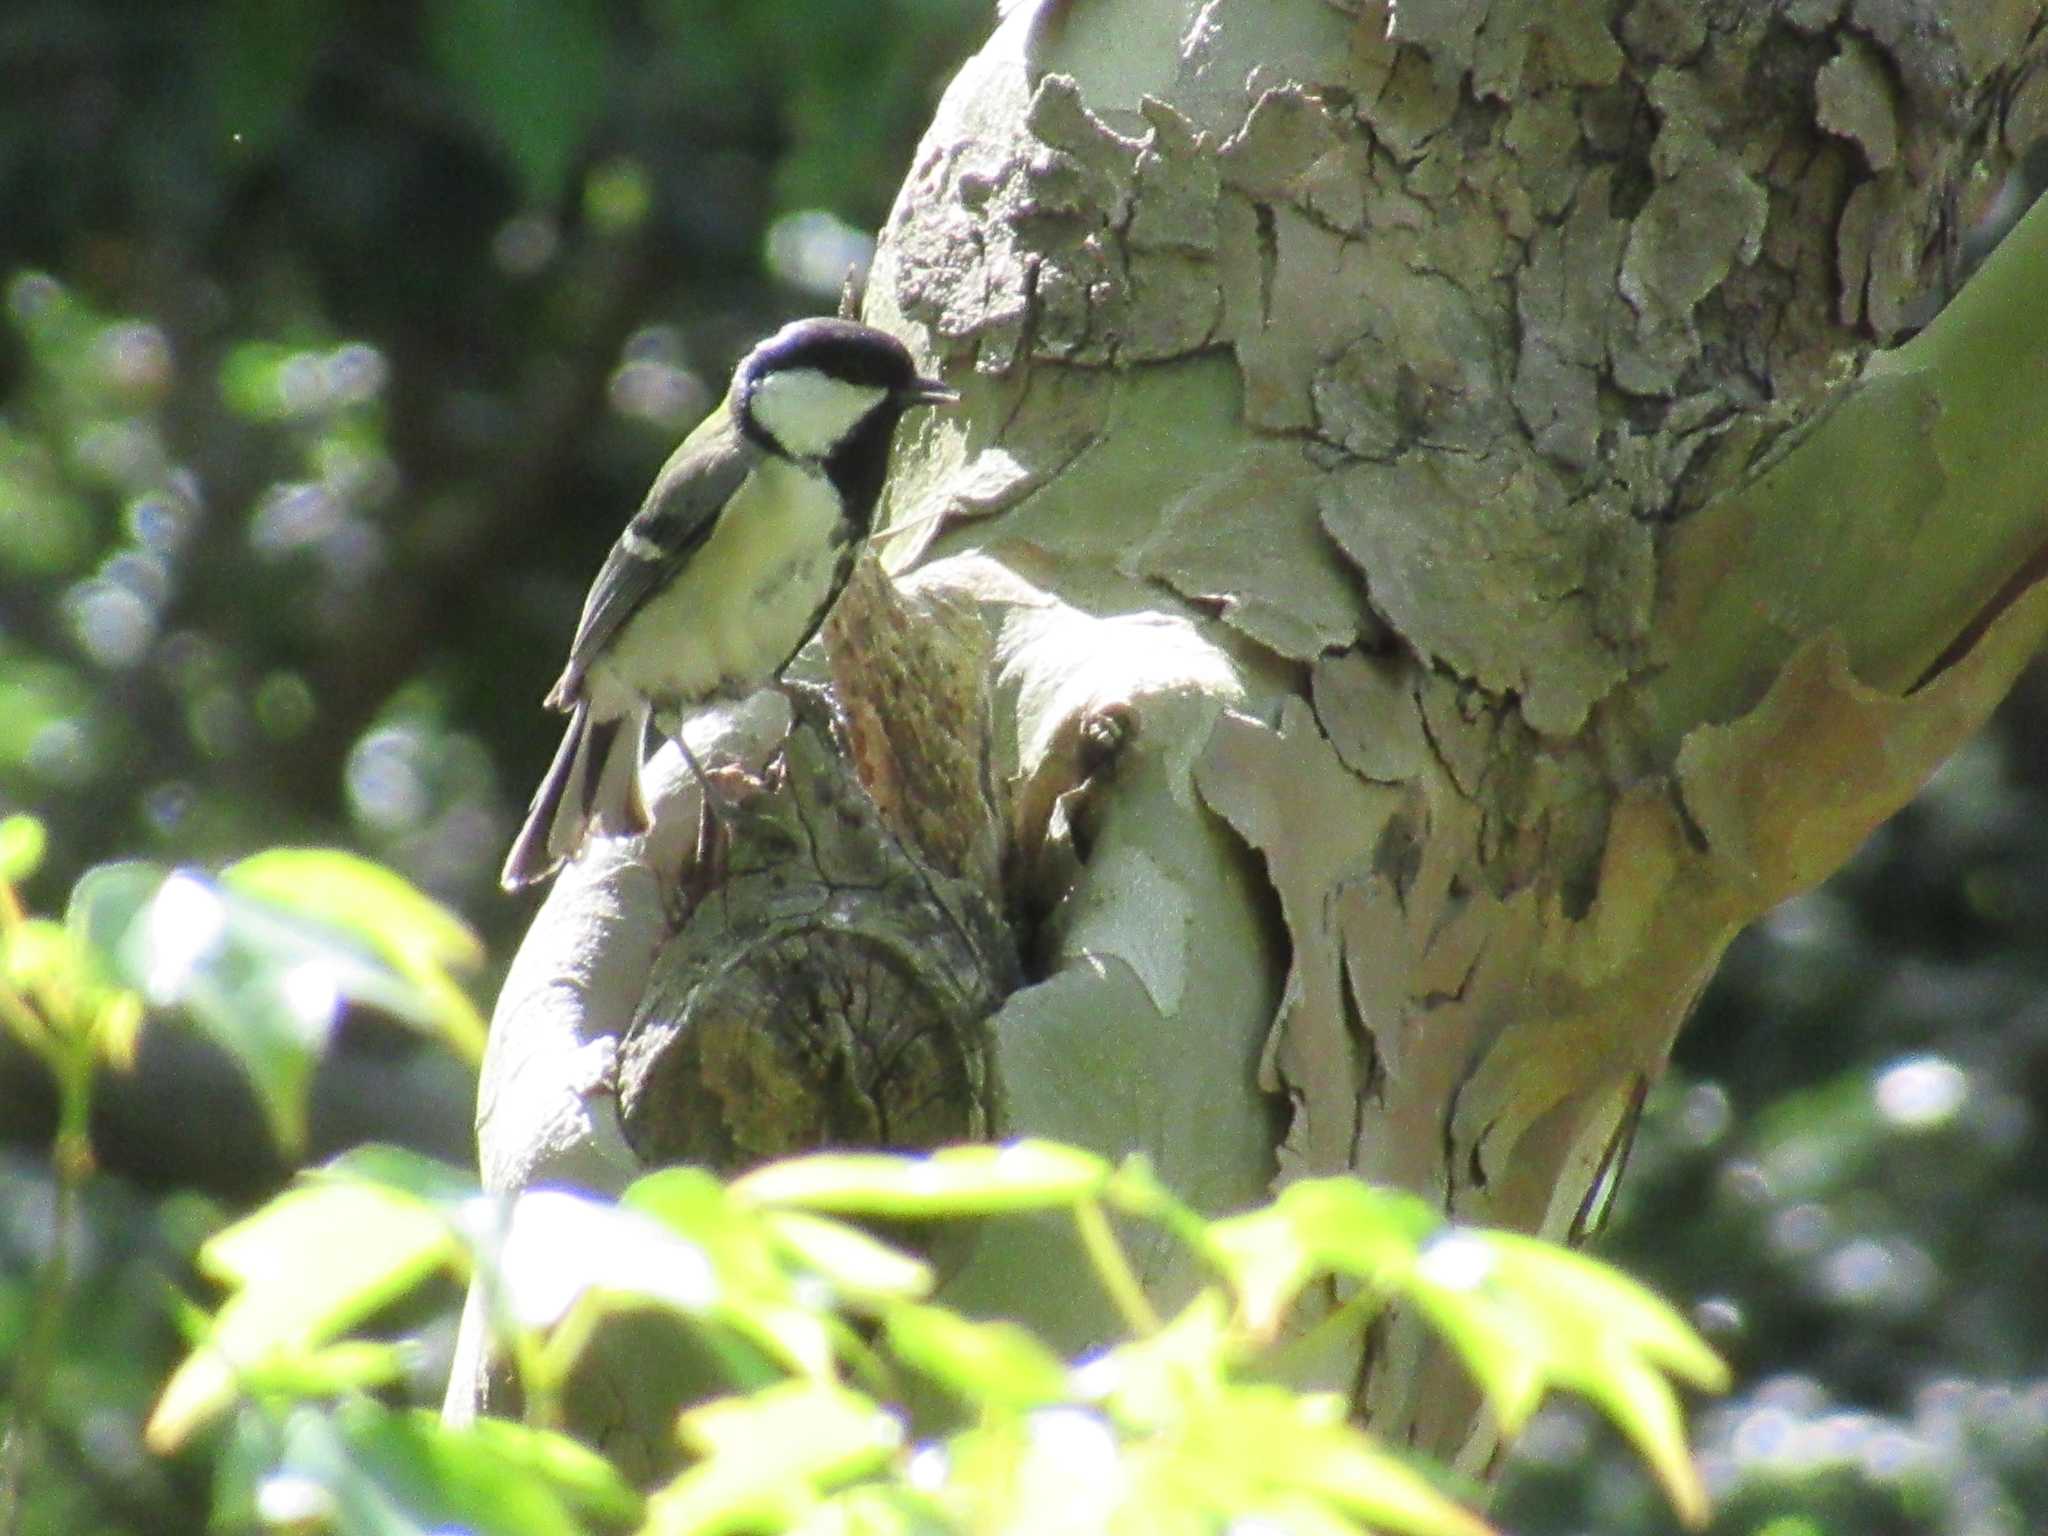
[904,376,959,407]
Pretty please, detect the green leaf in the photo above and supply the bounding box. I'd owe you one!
[479,1182,823,1393]
[70,863,325,1151]
[1083,1290,1232,1430]
[2,917,79,994]
[1180,1387,1493,1536]
[948,1409,1119,1534]
[65,861,166,976]
[1208,1177,1437,1335]
[0,813,46,882]
[1228,1491,1382,1536]
[1478,1233,1728,1390]
[1567,1346,1704,1528]
[254,1399,639,1536]
[763,1210,934,1305]
[735,1141,1113,1218]
[650,1382,903,1535]
[1459,1233,1723,1525]
[70,856,484,1149]
[149,1180,463,1451]
[1272,1178,1441,1274]
[620,1168,836,1371]
[405,1411,642,1529]
[1396,1228,1722,1523]
[626,1167,785,1295]
[1401,1260,1547,1434]
[229,1340,413,1402]
[1204,1206,1316,1336]
[318,1144,482,1212]
[486,1188,720,1331]
[223,848,487,1060]
[885,1305,1070,1411]
[806,1484,957,1536]
[423,0,611,205]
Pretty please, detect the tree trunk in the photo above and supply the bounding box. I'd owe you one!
[450,0,2048,1485]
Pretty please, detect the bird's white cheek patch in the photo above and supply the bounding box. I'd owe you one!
[749,371,888,459]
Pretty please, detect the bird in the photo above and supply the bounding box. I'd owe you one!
[500,317,957,891]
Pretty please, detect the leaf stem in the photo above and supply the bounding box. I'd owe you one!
[1073,1198,1160,1337]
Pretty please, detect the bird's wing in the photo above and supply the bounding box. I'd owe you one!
[546,413,759,708]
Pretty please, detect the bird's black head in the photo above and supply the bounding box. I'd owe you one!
[733,318,956,467]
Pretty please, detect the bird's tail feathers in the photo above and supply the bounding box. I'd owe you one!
[499,701,651,890]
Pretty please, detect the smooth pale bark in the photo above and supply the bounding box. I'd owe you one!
[454,0,2048,1484]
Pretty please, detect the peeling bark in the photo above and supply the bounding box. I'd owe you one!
[457,0,2048,1488]
[863,0,2048,1472]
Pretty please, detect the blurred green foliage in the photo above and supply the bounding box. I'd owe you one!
[155,1140,1721,1535]
[0,2,981,1528]
[0,0,982,942]
[0,809,1721,1536]
[2,1,2046,1534]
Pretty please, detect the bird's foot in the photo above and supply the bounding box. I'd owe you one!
[687,781,732,896]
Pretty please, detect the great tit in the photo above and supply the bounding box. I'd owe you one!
[501,317,957,891]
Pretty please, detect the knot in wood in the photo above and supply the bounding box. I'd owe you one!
[615,701,1009,1173]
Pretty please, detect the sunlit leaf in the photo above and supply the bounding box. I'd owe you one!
[92,984,144,1069]
[0,813,46,882]
[736,1141,1112,1218]
[319,1143,482,1212]
[964,1407,1122,1534]
[1204,1206,1315,1336]
[0,910,140,1069]
[449,1414,644,1526]
[1168,1386,1494,1536]
[229,1339,413,1401]
[70,856,483,1149]
[72,863,318,1150]
[1565,1345,1707,1528]
[1449,1234,1721,1527]
[224,847,487,1060]
[764,1210,934,1305]
[1271,1178,1440,1275]
[63,861,164,976]
[1401,1263,1547,1435]
[249,1399,638,1536]
[480,1188,719,1331]
[147,1179,463,1451]
[1070,1293,1236,1446]
[805,1483,955,1536]
[203,1175,454,1315]
[648,1382,902,1535]
[1209,1177,1435,1337]
[1397,1228,1720,1522]
[1478,1233,1728,1390]
[1229,1491,1382,1536]
[616,1168,847,1377]
[885,1305,1070,1410]
[2,917,79,993]
[626,1166,785,1296]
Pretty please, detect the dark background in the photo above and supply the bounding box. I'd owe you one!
[0,3,2041,1532]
